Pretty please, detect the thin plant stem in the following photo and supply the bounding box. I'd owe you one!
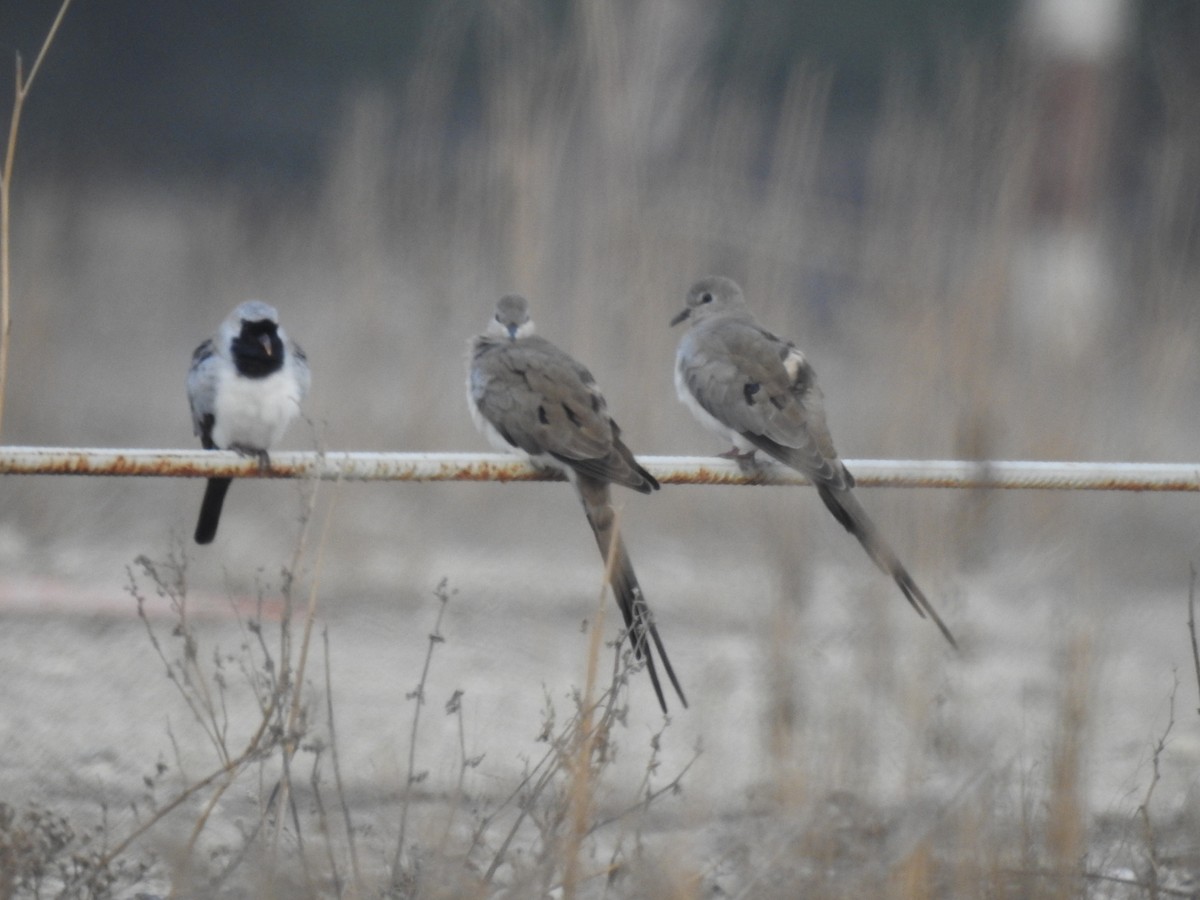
[0,0,72,438]
[97,690,279,877]
[308,750,344,899]
[269,474,336,875]
[1188,565,1200,717]
[562,508,619,900]
[324,626,363,890]
[1137,675,1178,900]
[391,578,453,883]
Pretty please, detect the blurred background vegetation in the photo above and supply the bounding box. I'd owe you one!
[3,0,1200,581]
[2,1,1194,188]
[7,0,1024,183]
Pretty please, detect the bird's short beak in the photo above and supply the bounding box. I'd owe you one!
[669,308,690,327]
[506,324,518,339]
[259,333,274,356]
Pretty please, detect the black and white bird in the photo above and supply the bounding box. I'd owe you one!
[468,294,687,713]
[671,276,957,648]
[187,301,310,545]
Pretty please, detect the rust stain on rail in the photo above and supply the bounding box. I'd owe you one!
[10,453,209,477]
[118,456,259,479]
[654,464,802,487]
[4,453,285,479]
[444,460,562,483]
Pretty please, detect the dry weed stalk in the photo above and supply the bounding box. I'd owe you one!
[390,576,456,889]
[560,508,619,900]
[1136,675,1179,900]
[323,626,363,891]
[95,474,337,894]
[1043,634,1091,900]
[1188,566,1200,719]
[514,520,694,896]
[490,661,686,896]
[266,476,339,881]
[0,0,72,438]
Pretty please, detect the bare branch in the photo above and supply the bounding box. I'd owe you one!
[17,0,74,101]
[1188,565,1200,717]
[0,0,73,438]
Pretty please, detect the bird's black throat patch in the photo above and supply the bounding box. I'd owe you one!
[232,320,285,378]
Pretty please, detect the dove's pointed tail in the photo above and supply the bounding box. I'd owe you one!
[575,476,688,712]
[816,483,958,650]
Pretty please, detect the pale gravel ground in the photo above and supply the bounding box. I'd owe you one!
[1,515,1198,893]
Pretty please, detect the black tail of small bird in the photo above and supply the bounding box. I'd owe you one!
[194,477,232,544]
[576,475,688,713]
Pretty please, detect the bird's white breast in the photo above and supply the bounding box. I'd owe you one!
[675,335,757,453]
[466,362,512,455]
[211,365,302,452]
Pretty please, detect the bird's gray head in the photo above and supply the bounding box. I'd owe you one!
[670,276,745,327]
[488,294,535,340]
[232,300,280,327]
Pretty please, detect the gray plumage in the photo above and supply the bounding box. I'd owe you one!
[187,300,310,544]
[672,276,957,648]
[469,294,687,712]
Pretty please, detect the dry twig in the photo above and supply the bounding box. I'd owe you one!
[1188,565,1200,718]
[0,0,72,437]
[391,576,455,886]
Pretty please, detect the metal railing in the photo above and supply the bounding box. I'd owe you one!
[2,446,1199,491]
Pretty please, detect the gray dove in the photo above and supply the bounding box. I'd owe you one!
[469,294,687,712]
[671,276,956,648]
[187,300,310,544]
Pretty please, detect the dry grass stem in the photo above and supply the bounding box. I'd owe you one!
[561,508,618,900]
[1136,675,1179,900]
[1188,565,1200,718]
[391,576,455,885]
[324,626,363,891]
[1044,634,1093,899]
[0,0,72,438]
[270,475,338,871]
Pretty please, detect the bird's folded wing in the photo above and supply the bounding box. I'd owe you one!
[289,340,312,400]
[186,340,220,440]
[683,322,847,487]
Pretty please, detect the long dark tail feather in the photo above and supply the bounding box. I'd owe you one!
[893,566,958,650]
[608,547,688,712]
[195,477,232,545]
[816,483,958,650]
[576,477,688,712]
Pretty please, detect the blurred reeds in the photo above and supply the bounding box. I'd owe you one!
[4,1,1200,580]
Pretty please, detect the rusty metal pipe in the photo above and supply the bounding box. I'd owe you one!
[1,447,1198,491]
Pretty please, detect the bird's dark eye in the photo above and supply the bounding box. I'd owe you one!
[699,292,713,304]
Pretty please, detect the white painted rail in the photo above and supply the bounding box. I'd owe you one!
[2,447,1199,491]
